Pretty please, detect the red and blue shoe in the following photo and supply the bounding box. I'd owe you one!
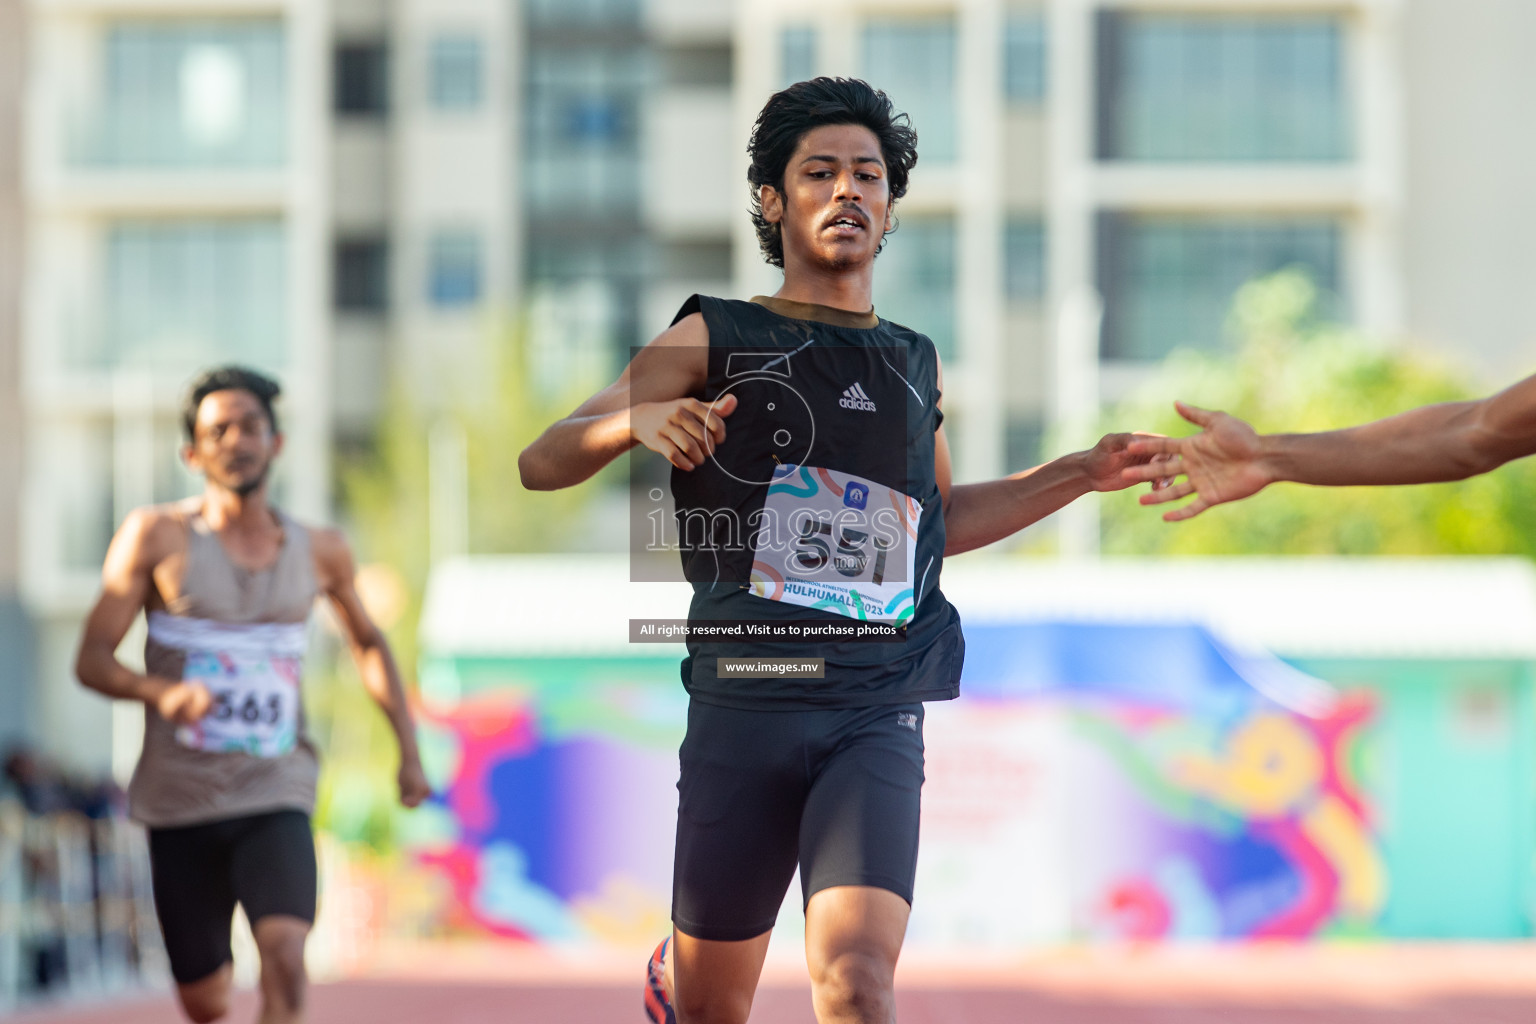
[643,936,675,1024]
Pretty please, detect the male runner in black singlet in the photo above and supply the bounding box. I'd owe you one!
[520,79,1164,1024]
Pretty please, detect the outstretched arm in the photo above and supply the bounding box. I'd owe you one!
[941,433,1167,555]
[314,528,429,808]
[1122,371,1536,520]
[934,356,1169,555]
[518,312,735,489]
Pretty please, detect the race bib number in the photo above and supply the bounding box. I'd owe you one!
[175,651,301,758]
[147,612,307,759]
[748,464,921,624]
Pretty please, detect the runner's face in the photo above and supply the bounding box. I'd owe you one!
[768,123,893,275]
[185,390,281,497]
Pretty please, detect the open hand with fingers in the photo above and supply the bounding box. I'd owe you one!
[1120,401,1274,520]
[631,393,738,471]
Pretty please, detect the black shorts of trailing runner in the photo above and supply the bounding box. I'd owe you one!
[147,809,317,984]
[672,698,926,942]
[670,294,966,710]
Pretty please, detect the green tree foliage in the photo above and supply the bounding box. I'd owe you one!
[337,320,603,668]
[312,319,606,849]
[1099,270,1536,557]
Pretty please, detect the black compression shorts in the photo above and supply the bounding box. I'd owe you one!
[147,809,316,984]
[671,699,925,942]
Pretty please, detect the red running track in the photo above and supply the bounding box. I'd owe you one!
[11,943,1536,1024]
[11,979,1536,1024]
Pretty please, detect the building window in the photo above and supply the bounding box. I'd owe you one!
[81,19,286,168]
[1006,415,1044,470]
[1098,214,1343,360]
[53,422,117,572]
[428,230,483,307]
[526,0,641,27]
[1097,13,1350,162]
[661,45,732,89]
[1005,219,1046,303]
[49,419,205,573]
[782,26,816,87]
[526,232,648,369]
[1005,14,1048,103]
[873,217,957,361]
[526,47,645,215]
[335,238,388,312]
[99,219,286,371]
[430,34,483,111]
[661,240,733,282]
[526,279,625,396]
[335,41,388,116]
[863,19,958,164]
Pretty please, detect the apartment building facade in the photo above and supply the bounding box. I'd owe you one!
[18,0,331,767]
[327,0,737,425]
[737,0,1536,488]
[1,0,29,750]
[9,0,1536,770]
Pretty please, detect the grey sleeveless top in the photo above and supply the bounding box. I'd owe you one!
[127,501,321,828]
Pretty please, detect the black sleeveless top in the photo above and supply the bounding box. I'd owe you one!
[670,294,964,709]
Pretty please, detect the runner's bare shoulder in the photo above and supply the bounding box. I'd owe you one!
[649,310,707,347]
[98,503,193,614]
[303,524,357,593]
[628,311,708,403]
[114,499,194,570]
[305,524,350,564]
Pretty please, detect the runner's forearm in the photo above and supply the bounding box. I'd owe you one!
[353,642,421,762]
[944,452,1093,555]
[519,408,637,490]
[76,646,175,706]
[1261,398,1523,487]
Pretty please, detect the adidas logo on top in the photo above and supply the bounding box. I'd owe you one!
[839,382,877,412]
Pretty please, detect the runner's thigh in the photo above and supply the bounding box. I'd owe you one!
[148,820,238,984]
[229,810,317,926]
[799,703,925,907]
[673,700,807,941]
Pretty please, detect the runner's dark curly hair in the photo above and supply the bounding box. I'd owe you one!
[747,77,918,268]
[182,366,282,441]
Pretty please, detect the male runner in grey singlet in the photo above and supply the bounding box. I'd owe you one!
[75,366,430,1024]
[520,78,1167,1024]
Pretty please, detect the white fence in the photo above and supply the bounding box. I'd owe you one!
[0,800,168,1011]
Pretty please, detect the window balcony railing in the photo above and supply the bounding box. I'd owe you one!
[67,102,287,170]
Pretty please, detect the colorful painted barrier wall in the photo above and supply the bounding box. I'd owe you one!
[912,623,1384,945]
[404,655,684,945]
[401,621,1534,945]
